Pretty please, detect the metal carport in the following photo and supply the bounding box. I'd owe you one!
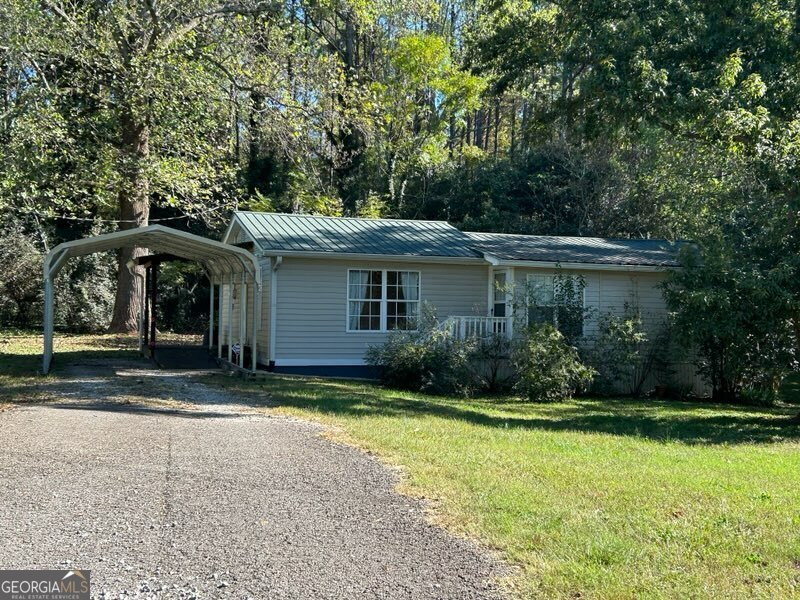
[42,225,262,374]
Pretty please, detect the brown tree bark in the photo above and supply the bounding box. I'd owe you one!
[108,109,150,333]
[493,98,500,158]
[509,98,517,155]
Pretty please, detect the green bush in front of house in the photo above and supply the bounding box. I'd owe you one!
[511,324,595,402]
[365,306,481,396]
[368,305,597,401]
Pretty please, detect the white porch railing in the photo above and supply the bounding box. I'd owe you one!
[441,316,514,340]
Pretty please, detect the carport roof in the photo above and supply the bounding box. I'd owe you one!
[43,224,260,282]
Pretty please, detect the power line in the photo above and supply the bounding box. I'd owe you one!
[16,203,230,224]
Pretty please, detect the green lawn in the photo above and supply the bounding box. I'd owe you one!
[213,375,800,599]
[0,330,138,405]
[2,332,799,598]
[0,330,189,404]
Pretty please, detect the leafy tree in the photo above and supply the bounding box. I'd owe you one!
[664,246,798,402]
[0,0,289,330]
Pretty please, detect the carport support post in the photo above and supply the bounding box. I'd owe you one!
[227,275,234,364]
[149,262,158,360]
[217,282,224,359]
[238,274,246,368]
[143,267,150,349]
[251,286,258,373]
[42,275,54,374]
[209,282,215,350]
[138,278,145,353]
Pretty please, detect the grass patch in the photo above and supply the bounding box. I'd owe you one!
[1,333,798,597]
[0,329,198,404]
[0,330,138,404]
[212,375,800,599]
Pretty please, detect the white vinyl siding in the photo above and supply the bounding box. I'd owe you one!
[273,258,488,363]
[598,271,668,329]
[513,268,668,339]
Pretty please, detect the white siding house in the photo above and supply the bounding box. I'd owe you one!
[217,211,691,387]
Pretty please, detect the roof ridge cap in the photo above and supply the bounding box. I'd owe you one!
[239,211,455,227]
[464,231,681,243]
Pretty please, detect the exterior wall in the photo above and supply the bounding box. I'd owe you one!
[225,252,704,395]
[269,259,674,367]
[219,280,243,347]
[272,257,488,365]
[509,267,669,337]
[597,271,668,329]
[219,282,230,344]
[256,256,271,363]
[225,222,253,246]
[509,266,705,395]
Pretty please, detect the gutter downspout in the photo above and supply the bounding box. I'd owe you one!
[268,256,282,370]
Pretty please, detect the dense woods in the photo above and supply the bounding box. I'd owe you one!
[0,0,798,398]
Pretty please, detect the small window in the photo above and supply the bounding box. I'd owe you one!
[348,269,420,332]
[493,272,507,317]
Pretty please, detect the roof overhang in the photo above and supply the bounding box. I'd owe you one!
[485,256,676,272]
[259,250,674,271]
[222,213,264,251]
[258,249,486,265]
[43,224,261,284]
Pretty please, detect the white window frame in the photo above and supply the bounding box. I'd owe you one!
[346,269,421,333]
[526,273,586,336]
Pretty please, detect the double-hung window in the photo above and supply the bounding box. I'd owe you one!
[527,274,584,339]
[348,269,420,332]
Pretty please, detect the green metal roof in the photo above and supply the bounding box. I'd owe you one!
[233,212,481,258]
[464,231,684,267]
[232,212,683,267]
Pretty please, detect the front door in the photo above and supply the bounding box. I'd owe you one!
[493,271,508,317]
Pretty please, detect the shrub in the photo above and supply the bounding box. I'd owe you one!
[55,251,116,333]
[587,310,647,395]
[511,324,595,402]
[471,333,514,392]
[663,247,797,403]
[0,223,44,326]
[365,305,480,396]
[585,305,678,397]
[738,385,779,407]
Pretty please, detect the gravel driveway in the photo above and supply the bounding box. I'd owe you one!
[0,361,503,599]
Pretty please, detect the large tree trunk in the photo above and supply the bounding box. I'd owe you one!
[108,111,150,333]
[332,9,365,215]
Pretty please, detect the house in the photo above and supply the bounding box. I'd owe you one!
[219,212,684,380]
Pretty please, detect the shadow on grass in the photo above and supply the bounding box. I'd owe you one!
[232,377,800,446]
[48,401,244,420]
[0,349,142,377]
[0,349,150,404]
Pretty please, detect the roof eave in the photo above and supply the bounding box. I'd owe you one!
[257,249,487,265]
[222,212,264,251]
[488,258,679,272]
